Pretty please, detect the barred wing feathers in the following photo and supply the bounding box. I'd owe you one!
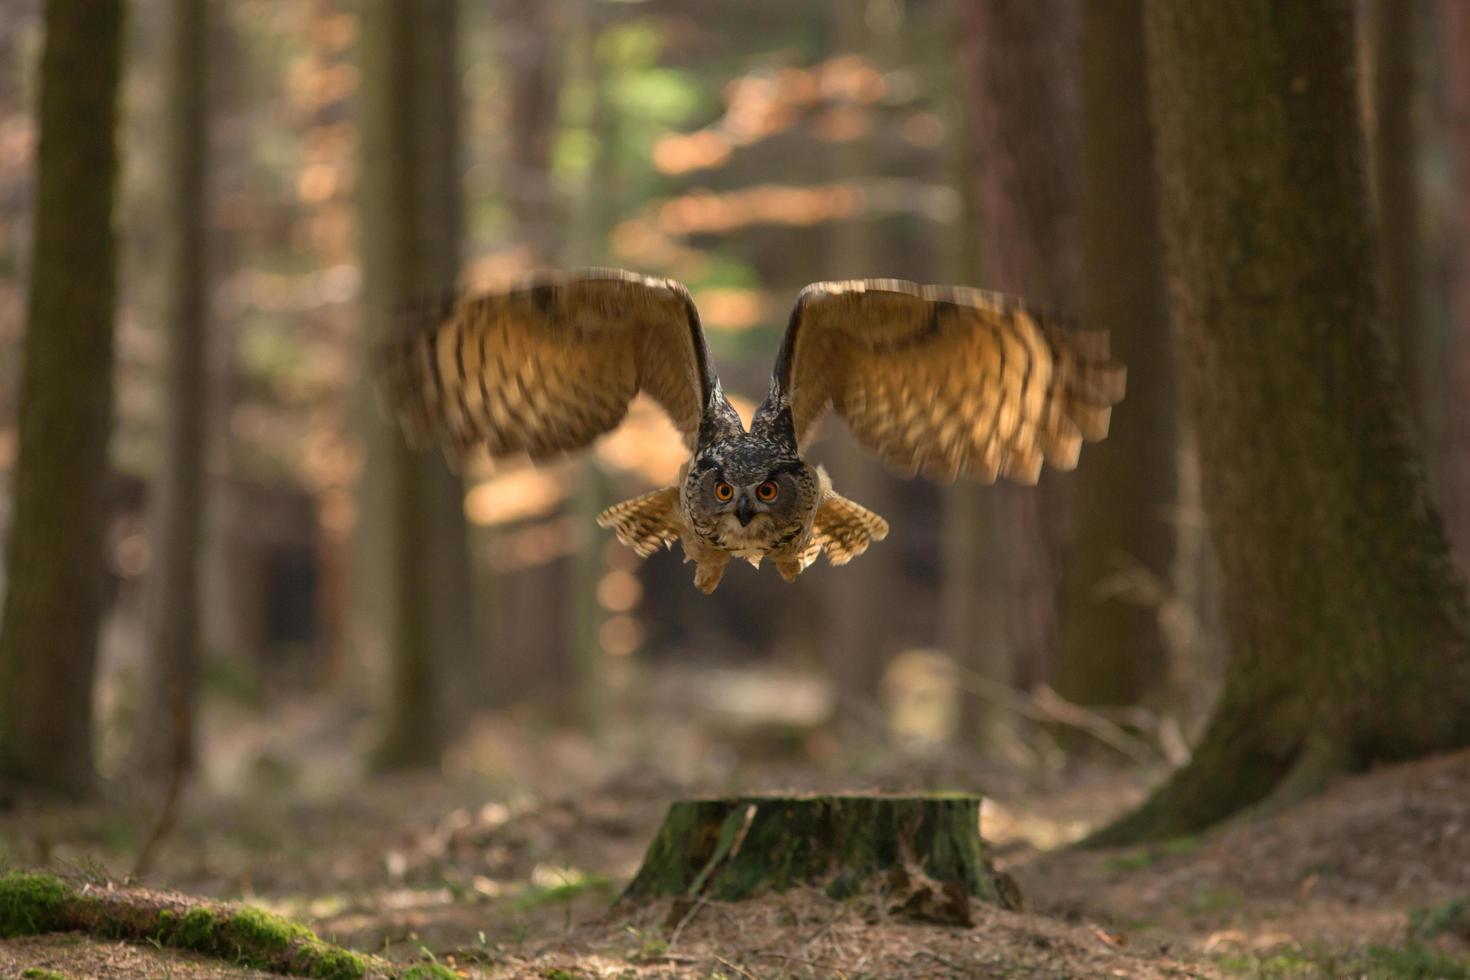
[379,269,717,466]
[770,279,1126,484]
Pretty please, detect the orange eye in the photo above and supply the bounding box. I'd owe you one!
[756,481,778,502]
[714,481,734,502]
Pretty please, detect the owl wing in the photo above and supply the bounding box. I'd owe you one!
[378,268,718,466]
[761,279,1126,484]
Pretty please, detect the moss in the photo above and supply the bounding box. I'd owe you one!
[0,872,367,980]
[294,939,368,980]
[21,970,69,980]
[220,905,311,957]
[172,906,222,951]
[0,872,68,937]
[401,965,459,980]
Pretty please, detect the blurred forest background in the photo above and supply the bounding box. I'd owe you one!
[2,0,1470,975]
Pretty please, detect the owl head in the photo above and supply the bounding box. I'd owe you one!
[691,439,809,532]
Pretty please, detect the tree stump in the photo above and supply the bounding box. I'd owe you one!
[622,795,1020,920]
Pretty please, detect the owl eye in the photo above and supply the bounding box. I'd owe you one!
[714,481,734,502]
[756,481,779,502]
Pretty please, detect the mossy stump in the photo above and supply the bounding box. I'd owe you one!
[623,794,1019,914]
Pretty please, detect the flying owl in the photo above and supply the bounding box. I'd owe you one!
[379,268,1125,593]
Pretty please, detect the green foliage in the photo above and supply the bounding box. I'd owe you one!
[0,872,68,938]
[1188,885,1245,914]
[595,22,662,70]
[624,925,668,962]
[1102,836,1202,872]
[21,968,68,979]
[509,873,613,912]
[1410,894,1470,942]
[202,656,266,709]
[612,68,705,126]
[1217,943,1470,978]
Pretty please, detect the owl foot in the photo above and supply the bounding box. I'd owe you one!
[775,558,805,582]
[693,557,728,594]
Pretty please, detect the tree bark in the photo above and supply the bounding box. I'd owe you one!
[821,0,896,732]
[358,0,471,769]
[1090,0,1470,846]
[132,0,210,782]
[0,0,123,797]
[411,0,481,738]
[623,795,1019,913]
[1441,0,1470,579]
[949,0,1080,745]
[503,0,559,265]
[1053,0,1175,712]
[1369,0,1425,435]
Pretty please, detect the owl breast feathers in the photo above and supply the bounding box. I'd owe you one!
[378,268,1125,591]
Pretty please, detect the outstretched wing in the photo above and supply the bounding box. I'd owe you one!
[378,268,717,466]
[760,279,1126,484]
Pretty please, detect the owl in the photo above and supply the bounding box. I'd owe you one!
[379,269,1125,593]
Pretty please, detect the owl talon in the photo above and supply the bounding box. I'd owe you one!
[693,561,727,594]
[775,558,804,582]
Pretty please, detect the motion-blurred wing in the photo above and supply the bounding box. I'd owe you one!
[378,268,717,466]
[768,279,1126,484]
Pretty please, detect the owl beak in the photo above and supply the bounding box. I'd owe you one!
[736,494,757,526]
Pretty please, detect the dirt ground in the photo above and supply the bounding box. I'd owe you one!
[3,666,1469,978]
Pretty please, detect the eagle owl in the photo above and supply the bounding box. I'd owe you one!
[380,269,1125,593]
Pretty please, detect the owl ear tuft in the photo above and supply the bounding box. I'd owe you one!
[750,398,798,450]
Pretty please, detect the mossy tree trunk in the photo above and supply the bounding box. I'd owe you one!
[1053,0,1175,712]
[0,0,124,797]
[358,0,473,769]
[1090,0,1470,846]
[624,795,1019,914]
[132,0,210,782]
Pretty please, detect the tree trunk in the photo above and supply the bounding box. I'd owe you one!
[949,0,1080,746]
[821,0,895,733]
[1441,0,1470,579]
[0,0,123,797]
[1369,0,1425,435]
[503,0,559,265]
[132,0,210,782]
[483,0,569,713]
[358,0,470,769]
[623,795,1019,914]
[1090,0,1470,846]
[411,0,481,738]
[1053,0,1175,712]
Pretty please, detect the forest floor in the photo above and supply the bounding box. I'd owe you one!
[2,663,1469,978]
